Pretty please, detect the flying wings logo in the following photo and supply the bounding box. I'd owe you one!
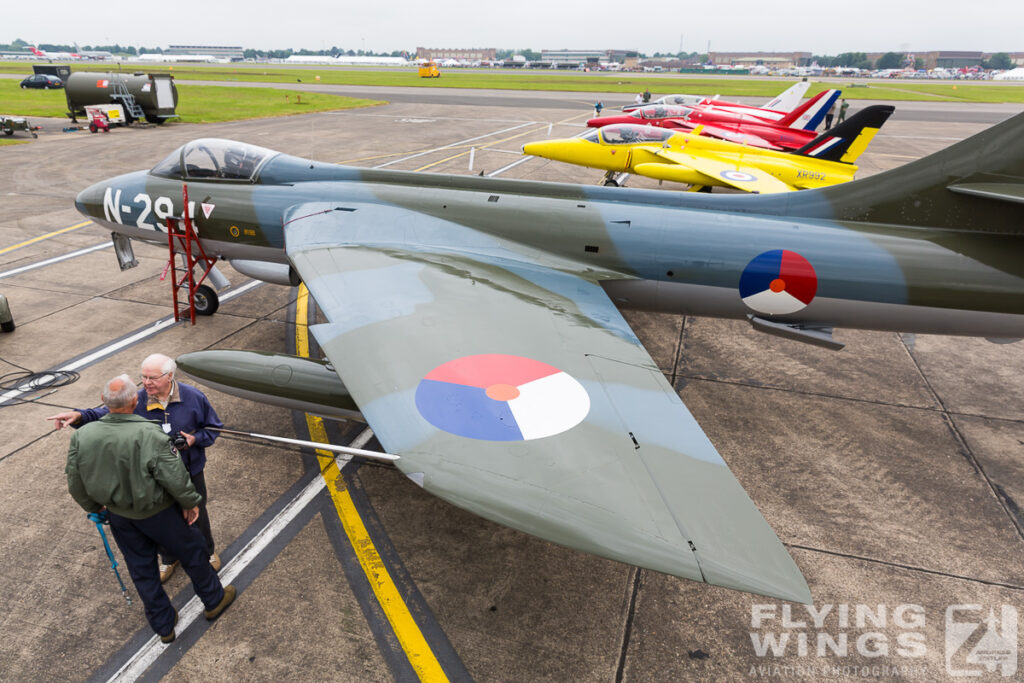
[415,354,590,441]
[739,249,818,315]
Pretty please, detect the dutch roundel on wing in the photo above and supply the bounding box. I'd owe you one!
[415,354,590,441]
[739,249,818,315]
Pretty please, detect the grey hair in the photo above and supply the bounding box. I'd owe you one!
[141,353,176,378]
[102,374,138,410]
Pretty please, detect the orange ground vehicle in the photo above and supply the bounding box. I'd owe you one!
[418,61,440,78]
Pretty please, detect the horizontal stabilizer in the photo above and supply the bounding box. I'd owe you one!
[947,182,1024,205]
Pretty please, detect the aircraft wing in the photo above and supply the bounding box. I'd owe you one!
[642,149,795,194]
[682,123,781,150]
[284,202,810,603]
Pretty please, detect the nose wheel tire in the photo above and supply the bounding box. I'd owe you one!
[193,285,220,316]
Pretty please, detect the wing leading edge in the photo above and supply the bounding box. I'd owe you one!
[284,201,811,604]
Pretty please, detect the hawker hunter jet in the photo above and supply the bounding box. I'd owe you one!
[73,111,1024,604]
[591,89,842,150]
[524,105,894,192]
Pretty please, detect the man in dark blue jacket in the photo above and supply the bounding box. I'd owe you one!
[66,374,235,643]
[50,353,223,582]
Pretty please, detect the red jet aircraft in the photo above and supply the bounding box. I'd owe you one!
[588,89,841,151]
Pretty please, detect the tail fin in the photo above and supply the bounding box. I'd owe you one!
[762,81,811,112]
[788,110,1024,233]
[792,105,894,163]
[777,89,840,131]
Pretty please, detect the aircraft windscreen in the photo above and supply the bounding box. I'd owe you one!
[579,129,601,143]
[150,139,278,181]
[642,106,689,119]
[600,125,674,145]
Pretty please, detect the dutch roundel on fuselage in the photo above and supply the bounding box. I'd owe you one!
[739,249,818,316]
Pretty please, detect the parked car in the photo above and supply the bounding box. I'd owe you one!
[20,74,64,89]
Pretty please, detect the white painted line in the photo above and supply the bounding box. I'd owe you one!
[373,122,536,168]
[488,156,533,177]
[106,424,375,681]
[106,472,328,682]
[0,242,111,280]
[0,242,111,278]
[0,281,261,406]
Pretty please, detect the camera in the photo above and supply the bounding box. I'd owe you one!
[171,432,189,450]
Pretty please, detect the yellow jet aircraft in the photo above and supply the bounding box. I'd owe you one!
[524,105,894,193]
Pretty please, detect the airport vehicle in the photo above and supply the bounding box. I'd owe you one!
[523,105,894,192]
[621,81,810,115]
[72,112,1024,603]
[84,104,125,131]
[590,90,841,150]
[86,111,111,133]
[0,116,38,138]
[20,74,63,89]
[418,61,440,78]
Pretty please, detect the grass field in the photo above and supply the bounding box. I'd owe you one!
[3,61,1024,102]
[0,79,384,123]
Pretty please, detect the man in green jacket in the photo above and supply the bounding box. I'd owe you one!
[66,374,236,644]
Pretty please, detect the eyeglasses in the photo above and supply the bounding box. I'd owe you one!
[140,371,170,382]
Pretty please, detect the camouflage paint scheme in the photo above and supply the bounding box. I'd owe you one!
[74,112,1024,604]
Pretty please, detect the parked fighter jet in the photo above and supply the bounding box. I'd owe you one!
[523,105,894,192]
[591,89,842,150]
[622,81,810,116]
[73,112,1024,604]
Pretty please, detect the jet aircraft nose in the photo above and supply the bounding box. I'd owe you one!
[75,180,106,221]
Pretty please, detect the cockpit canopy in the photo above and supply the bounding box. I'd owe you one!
[631,105,691,120]
[150,139,278,182]
[584,124,675,145]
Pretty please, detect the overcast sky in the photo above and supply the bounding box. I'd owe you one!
[6,1,1022,56]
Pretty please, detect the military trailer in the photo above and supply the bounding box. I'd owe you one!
[1,116,37,138]
[65,72,178,124]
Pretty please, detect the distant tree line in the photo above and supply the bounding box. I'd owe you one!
[811,51,1013,70]
[0,37,149,54]
[1,38,1014,70]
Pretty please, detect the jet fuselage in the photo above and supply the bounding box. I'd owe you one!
[74,140,1024,341]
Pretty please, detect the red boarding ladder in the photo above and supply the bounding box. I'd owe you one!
[165,184,217,325]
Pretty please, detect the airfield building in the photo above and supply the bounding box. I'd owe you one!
[166,45,244,60]
[416,47,496,62]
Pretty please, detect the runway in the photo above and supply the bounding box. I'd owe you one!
[0,90,1021,681]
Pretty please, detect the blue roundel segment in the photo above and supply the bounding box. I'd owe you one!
[739,249,784,298]
[415,379,524,441]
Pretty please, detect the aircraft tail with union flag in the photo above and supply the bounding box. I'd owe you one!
[776,89,841,131]
[792,105,895,163]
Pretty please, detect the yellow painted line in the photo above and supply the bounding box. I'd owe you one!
[415,114,589,172]
[0,220,93,256]
[295,285,448,682]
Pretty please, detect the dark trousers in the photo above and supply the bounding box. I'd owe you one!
[160,469,213,563]
[108,505,225,636]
